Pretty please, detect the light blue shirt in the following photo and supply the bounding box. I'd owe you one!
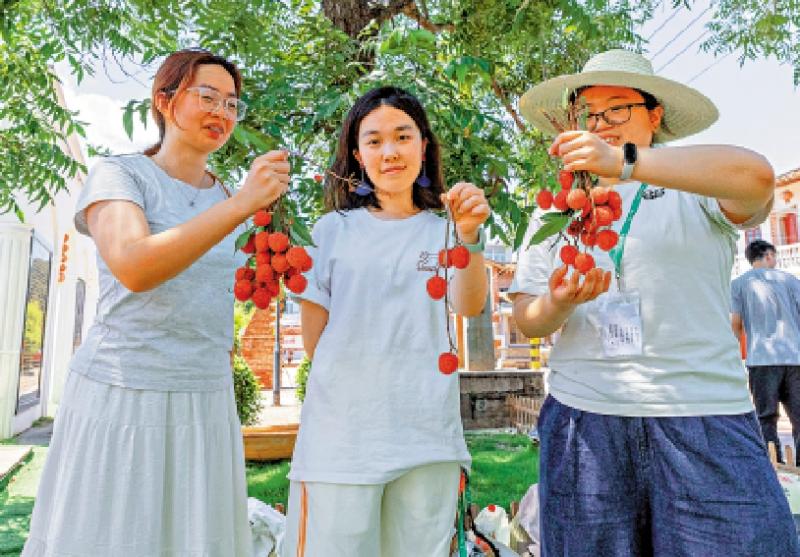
[71,154,245,391]
[731,267,800,366]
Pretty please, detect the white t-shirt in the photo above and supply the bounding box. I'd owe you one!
[290,208,471,484]
[510,182,772,417]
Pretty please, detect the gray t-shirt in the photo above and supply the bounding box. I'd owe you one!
[731,267,800,366]
[70,154,245,391]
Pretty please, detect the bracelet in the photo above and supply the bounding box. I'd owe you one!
[461,227,486,253]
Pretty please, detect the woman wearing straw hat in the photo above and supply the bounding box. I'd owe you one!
[510,49,798,555]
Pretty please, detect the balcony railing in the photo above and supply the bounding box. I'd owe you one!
[733,242,800,278]
[778,243,800,271]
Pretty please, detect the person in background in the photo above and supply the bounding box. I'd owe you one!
[732,239,800,464]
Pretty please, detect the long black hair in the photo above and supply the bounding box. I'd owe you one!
[324,86,445,212]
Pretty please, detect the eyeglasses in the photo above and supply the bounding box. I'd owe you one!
[583,103,648,131]
[181,86,248,121]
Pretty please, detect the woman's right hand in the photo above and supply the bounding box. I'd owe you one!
[548,265,611,308]
[235,150,291,215]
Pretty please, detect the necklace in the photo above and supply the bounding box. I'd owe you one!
[173,171,215,207]
[148,156,215,207]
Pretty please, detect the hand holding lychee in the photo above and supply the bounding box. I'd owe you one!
[547,264,611,309]
[236,150,291,215]
[426,185,487,374]
[233,211,313,310]
[442,182,490,245]
[536,167,624,276]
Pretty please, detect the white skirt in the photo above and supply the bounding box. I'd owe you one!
[22,371,252,557]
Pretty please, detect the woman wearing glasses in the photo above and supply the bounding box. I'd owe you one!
[22,49,288,556]
[510,49,797,555]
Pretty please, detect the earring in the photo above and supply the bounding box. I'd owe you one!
[355,166,372,196]
[415,162,431,188]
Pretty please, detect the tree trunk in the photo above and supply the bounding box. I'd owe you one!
[322,0,414,39]
[464,268,496,371]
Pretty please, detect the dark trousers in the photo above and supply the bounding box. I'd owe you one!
[537,395,799,556]
[748,365,800,465]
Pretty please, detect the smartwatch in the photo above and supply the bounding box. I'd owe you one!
[620,142,638,181]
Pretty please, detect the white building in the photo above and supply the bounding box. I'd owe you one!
[0,81,98,438]
[733,168,800,278]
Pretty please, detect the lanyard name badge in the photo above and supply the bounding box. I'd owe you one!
[591,183,647,358]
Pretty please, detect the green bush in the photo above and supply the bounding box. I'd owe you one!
[233,354,263,426]
[295,356,311,403]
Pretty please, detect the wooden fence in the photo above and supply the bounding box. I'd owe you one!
[768,441,800,474]
[506,394,543,434]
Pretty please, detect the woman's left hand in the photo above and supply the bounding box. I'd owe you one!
[442,182,490,243]
[549,131,624,178]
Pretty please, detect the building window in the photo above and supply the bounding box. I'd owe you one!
[17,235,52,413]
[73,278,86,353]
[744,227,762,245]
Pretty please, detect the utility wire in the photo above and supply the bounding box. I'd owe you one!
[645,3,682,42]
[686,52,733,84]
[650,4,712,60]
[656,30,711,72]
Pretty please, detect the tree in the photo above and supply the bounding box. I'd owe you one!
[23,299,44,354]
[1,0,796,246]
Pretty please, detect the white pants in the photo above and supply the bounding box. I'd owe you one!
[282,462,461,557]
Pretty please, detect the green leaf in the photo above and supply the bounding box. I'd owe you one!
[122,101,135,141]
[529,213,570,245]
[232,126,250,147]
[235,228,253,251]
[138,102,149,128]
[513,214,529,250]
[290,218,315,247]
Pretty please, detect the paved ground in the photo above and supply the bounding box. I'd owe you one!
[13,422,52,447]
[255,389,301,427]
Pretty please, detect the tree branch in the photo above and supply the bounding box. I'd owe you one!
[491,76,527,132]
[402,2,455,33]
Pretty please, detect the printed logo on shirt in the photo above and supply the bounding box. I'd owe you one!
[643,187,666,200]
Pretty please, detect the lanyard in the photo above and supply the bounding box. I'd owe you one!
[608,183,648,290]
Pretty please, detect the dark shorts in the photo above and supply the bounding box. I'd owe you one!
[537,395,799,556]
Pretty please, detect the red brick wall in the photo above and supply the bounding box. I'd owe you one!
[241,309,275,389]
[240,311,304,390]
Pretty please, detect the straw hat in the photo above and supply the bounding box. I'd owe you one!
[519,49,718,142]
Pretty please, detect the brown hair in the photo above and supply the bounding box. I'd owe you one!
[144,48,242,156]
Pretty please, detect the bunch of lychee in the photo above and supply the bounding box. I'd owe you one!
[425,243,471,375]
[234,209,313,309]
[535,170,622,274]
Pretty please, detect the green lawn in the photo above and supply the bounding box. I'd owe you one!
[465,432,539,510]
[0,448,46,556]
[0,433,537,555]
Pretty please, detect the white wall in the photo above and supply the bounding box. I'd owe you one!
[0,82,98,438]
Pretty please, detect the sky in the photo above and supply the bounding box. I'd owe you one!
[59,1,800,177]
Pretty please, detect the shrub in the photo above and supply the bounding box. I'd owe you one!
[295,356,311,403]
[233,354,263,426]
